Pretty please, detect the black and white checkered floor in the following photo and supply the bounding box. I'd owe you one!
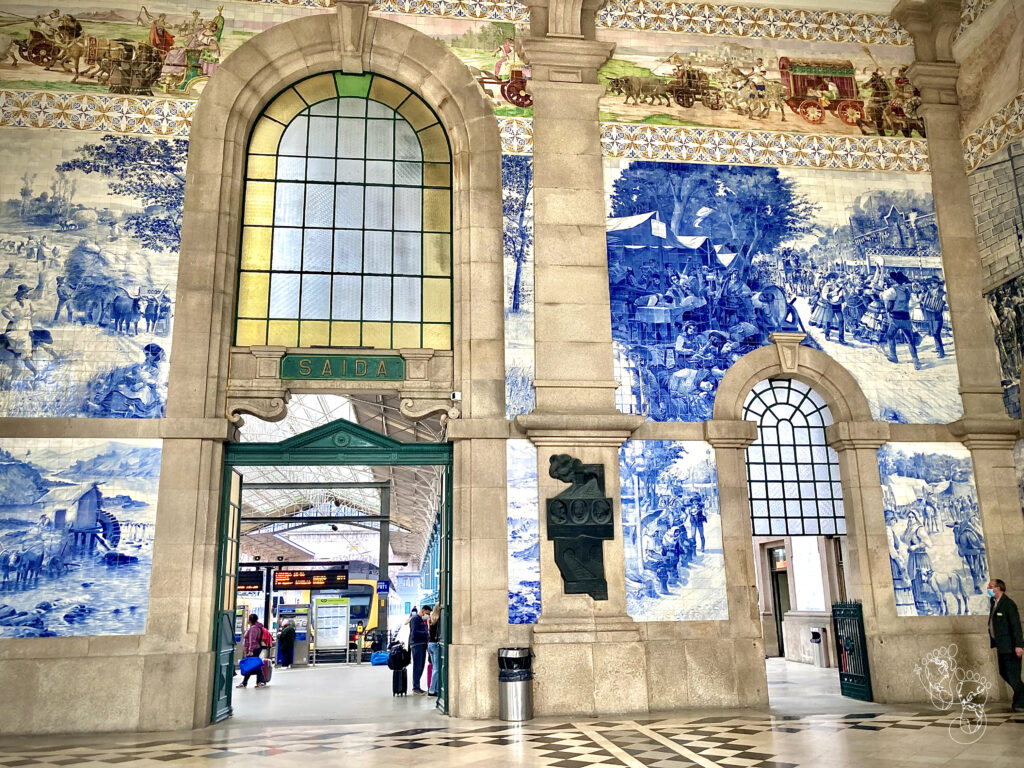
[1,710,1023,767]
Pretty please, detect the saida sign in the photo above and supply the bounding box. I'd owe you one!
[280,354,406,381]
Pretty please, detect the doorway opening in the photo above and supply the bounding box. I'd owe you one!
[744,378,860,713]
[212,395,452,725]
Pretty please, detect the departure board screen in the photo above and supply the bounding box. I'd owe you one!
[236,571,264,592]
[272,568,349,590]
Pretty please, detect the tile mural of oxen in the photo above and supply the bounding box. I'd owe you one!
[0,438,159,638]
[619,440,727,622]
[605,159,962,425]
[0,130,181,418]
[879,443,988,618]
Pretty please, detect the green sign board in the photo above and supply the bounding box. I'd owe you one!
[280,354,405,381]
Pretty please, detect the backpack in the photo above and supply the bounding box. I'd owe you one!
[261,626,273,647]
[387,642,410,670]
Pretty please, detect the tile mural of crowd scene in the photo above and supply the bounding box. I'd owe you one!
[0,130,180,417]
[0,438,159,638]
[507,438,539,624]
[879,443,988,618]
[502,154,535,417]
[0,1,327,100]
[620,440,727,622]
[986,273,1024,419]
[606,159,961,424]
[593,28,919,137]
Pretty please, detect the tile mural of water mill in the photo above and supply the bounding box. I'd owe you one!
[507,438,539,624]
[0,438,159,638]
[879,442,988,618]
[0,129,181,418]
[620,440,727,622]
[606,159,961,424]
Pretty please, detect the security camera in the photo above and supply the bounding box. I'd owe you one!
[253,556,261,561]
[450,391,462,401]
[276,556,284,561]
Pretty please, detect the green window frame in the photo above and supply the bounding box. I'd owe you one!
[236,72,453,350]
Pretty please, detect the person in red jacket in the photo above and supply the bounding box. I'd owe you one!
[237,613,267,688]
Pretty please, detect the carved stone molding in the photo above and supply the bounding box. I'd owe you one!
[769,331,806,373]
[399,397,461,426]
[337,0,373,73]
[906,61,960,107]
[948,417,1020,450]
[703,419,758,450]
[893,0,961,63]
[515,412,644,448]
[520,37,615,84]
[825,421,892,452]
[227,394,290,426]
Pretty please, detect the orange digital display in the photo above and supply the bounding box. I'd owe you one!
[272,568,349,590]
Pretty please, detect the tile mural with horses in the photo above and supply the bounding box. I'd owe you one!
[879,442,988,618]
[0,129,180,417]
[619,440,726,622]
[606,159,961,424]
[0,437,159,638]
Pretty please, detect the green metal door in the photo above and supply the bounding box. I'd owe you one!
[211,468,243,723]
[436,466,453,713]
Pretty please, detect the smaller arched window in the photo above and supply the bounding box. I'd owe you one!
[236,72,452,350]
[743,378,845,536]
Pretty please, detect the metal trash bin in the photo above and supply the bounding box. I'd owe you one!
[498,647,533,722]
[810,627,828,668]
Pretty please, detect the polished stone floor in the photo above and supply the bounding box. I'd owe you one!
[0,660,1021,767]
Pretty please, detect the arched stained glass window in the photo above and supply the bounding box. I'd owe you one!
[742,378,846,536]
[236,73,452,350]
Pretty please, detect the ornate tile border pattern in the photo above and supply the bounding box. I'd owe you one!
[959,0,996,38]
[0,91,193,136]
[372,0,528,20]
[595,1,910,45]
[963,88,1024,173]
[499,116,930,172]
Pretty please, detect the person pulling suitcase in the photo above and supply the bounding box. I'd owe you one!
[387,640,411,696]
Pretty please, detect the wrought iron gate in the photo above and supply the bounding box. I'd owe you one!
[831,601,872,701]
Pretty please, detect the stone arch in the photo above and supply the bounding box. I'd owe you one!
[170,9,503,422]
[713,337,874,424]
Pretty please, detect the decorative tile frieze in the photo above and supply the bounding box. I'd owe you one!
[499,117,533,155]
[958,0,996,38]
[594,2,910,45]
[963,89,1024,173]
[0,91,193,137]
[599,122,929,172]
[372,0,529,20]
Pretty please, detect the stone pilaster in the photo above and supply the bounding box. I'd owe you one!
[894,0,1007,420]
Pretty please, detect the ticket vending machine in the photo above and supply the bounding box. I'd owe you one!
[276,604,311,667]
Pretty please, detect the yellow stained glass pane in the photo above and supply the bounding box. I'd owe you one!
[240,227,272,270]
[267,320,299,347]
[398,96,436,131]
[294,74,338,108]
[299,321,330,347]
[423,234,450,276]
[235,319,267,346]
[250,118,285,155]
[423,163,450,188]
[423,278,451,322]
[247,155,276,180]
[362,322,392,349]
[424,189,451,232]
[331,321,361,347]
[392,323,421,349]
[237,272,270,317]
[418,124,449,162]
[265,87,307,124]
[243,181,275,226]
[369,77,410,109]
[423,324,451,350]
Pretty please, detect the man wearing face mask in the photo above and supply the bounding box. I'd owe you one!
[988,579,1024,712]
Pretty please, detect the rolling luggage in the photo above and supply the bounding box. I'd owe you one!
[392,668,408,696]
[239,656,262,675]
[370,651,389,666]
[262,658,273,684]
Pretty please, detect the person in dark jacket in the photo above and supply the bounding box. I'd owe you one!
[277,618,296,669]
[988,579,1024,711]
[237,613,267,688]
[409,605,432,694]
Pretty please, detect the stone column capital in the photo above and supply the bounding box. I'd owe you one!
[520,36,615,84]
[905,60,960,107]
[703,419,758,449]
[825,421,891,452]
[515,412,644,448]
[947,418,1021,450]
[892,0,961,62]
